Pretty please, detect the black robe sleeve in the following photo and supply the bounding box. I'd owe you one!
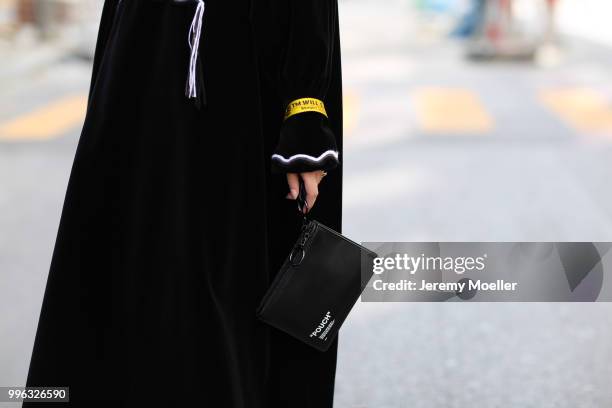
[270,0,340,173]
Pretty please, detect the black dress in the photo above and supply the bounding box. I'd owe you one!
[24,0,343,407]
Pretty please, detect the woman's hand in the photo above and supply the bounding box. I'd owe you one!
[286,171,327,213]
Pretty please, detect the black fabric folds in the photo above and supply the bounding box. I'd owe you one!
[24,0,343,407]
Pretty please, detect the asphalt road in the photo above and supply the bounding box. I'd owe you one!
[2,2,612,407]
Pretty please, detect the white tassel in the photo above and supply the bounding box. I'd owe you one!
[187,0,205,99]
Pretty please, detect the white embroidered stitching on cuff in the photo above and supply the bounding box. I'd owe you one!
[271,150,339,164]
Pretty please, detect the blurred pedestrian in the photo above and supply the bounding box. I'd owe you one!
[23,0,342,406]
[536,0,563,66]
[544,0,558,42]
[453,0,486,38]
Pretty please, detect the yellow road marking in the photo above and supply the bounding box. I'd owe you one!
[343,90,360,137]
[412,87,493,134]
[0,94,88,141]
[540,88,612,134]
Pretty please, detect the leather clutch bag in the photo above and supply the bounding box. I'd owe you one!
[256,181,377,352]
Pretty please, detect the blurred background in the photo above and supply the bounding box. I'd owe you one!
[2,0,612,406]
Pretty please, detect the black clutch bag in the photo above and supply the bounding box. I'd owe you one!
[256,181,377,352]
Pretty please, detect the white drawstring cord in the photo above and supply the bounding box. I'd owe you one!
[186,0,205,99]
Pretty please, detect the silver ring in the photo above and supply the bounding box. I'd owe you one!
[289,247,305,266]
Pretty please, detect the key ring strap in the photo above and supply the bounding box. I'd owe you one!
[296,178,309,215]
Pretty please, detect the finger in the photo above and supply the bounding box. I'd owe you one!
[286,173,299,200]
[317,170,327,184]
[302,172,319,212]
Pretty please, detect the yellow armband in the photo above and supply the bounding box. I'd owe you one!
[283,98,328,121]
